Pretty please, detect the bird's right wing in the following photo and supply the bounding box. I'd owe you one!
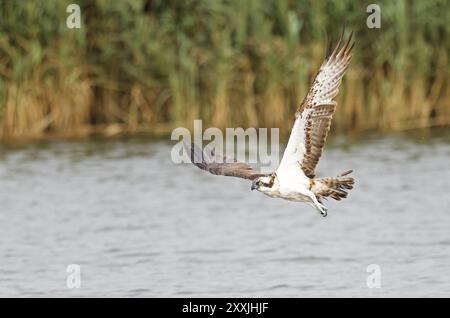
[186,143,268,180]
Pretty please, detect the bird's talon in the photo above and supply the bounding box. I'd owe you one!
[318,204,328,217]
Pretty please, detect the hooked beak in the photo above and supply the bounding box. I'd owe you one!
[251,180,257,191]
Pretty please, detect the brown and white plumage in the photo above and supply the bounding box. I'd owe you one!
[279,29,354,179]
[186,29,355,217]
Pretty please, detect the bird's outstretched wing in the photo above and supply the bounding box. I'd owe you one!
[186,143,267,180]
[277,29,354,178]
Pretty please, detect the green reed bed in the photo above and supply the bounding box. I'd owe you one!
[0,0,449,140]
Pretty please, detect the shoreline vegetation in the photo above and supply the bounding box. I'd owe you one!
[1,0,449,141]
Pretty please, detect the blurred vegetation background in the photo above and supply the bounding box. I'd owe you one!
[0,0,449,140]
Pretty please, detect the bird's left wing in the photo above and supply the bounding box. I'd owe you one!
[277,29,354,178]
[186,143,268,180]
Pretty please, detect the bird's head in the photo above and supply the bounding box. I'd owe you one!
[251,174,276,192]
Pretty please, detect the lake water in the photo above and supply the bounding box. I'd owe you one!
[0,130,449,297]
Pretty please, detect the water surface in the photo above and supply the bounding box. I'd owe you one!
[0,131,449,297]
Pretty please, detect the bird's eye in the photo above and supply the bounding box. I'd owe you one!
[257,181,262,186]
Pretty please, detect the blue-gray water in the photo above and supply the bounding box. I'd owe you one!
[0,131,449,297]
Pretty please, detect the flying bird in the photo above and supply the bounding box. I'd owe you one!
[186,29,355,217]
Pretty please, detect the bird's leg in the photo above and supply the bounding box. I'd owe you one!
[308,193,328,217]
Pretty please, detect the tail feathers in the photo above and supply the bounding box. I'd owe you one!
[312,170,355,201]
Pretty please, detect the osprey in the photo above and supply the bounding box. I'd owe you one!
[186,30,355,217]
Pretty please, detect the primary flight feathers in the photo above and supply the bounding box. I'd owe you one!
[293,29,354,178]
[187,143,267,180]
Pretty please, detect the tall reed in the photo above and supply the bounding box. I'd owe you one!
[0,0,449,140]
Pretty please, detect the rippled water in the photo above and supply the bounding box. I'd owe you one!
[0,130,449,297]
